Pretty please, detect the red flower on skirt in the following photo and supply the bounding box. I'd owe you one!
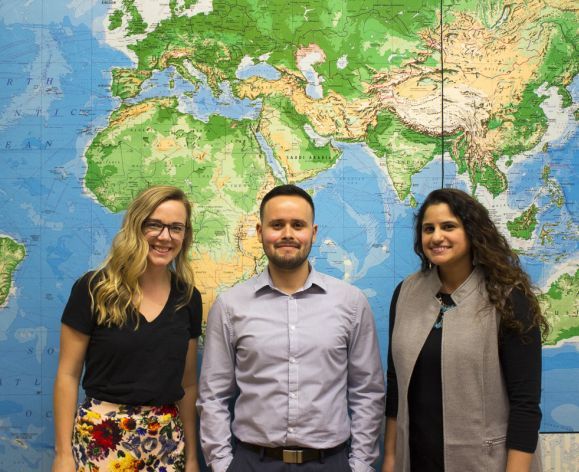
[153,405,178,416]
[91,419,122,451]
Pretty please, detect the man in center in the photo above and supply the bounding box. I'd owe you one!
[198,184,385,472]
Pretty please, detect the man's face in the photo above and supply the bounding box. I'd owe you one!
[257,195,317,271]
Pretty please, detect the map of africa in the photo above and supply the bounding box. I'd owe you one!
[0,0,577,469]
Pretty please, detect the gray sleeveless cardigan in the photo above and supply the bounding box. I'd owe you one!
[391,267,541,471]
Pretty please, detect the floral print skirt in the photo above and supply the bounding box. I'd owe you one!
[72,397,185,471]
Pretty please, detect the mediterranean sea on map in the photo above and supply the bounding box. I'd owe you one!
[0,1,577,470]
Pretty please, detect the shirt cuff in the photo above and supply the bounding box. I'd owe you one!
[349,456,375,472]
[209,455,233,472]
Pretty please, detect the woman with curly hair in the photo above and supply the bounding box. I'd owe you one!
[382,188,547,472]
[52,186,202,472]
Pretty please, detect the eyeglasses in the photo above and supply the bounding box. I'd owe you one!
[142,220,187,239]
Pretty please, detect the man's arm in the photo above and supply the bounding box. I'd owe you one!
[197,297,237,472]
[347,293,386,472]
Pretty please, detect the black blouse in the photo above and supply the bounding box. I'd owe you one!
[61,272,202,406]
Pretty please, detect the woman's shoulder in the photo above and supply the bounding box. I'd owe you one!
[400,269,433,290]
[171,275,201,304]
[70,270,98,293]
[507,286,536,326]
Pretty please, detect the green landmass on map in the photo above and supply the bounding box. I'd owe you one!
[111,68,153,100]
[257,95,342,182]
[507,204,539,239]
[120,0,441,100]
[366,110,442,201]
[91,0,579,308]
[542,270,579,346]
[103,0,578,201]
[85,97,269,246]
[541,165,565,209]
[0,237,26,306]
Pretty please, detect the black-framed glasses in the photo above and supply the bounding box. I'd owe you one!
[142,219,187,239]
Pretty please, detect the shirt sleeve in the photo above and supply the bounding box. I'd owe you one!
[500,288,542,453]
[385,282,402,418]
[196,296,237,472]
[187,287,202,338]
[60,272,95,335]
[347,291,386,472]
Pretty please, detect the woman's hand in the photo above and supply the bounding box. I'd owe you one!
[51,453,76,472]
[382,417,397,472]
[381,454,395,472]
[184,460,200,472]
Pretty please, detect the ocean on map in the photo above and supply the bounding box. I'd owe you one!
[0,6,578,472]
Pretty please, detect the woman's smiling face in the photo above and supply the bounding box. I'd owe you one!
[421,202,472,273]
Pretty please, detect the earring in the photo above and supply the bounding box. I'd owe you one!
[428,261,432,270]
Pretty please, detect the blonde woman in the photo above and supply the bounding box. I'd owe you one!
[52,186,202,472]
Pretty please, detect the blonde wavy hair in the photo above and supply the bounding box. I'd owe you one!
[89,186,196,327]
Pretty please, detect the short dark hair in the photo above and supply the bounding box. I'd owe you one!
[259,184,315,221]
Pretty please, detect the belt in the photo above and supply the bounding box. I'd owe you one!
[238,440,348,464]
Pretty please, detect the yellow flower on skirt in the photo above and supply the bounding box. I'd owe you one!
[119,417,137,431]
[109,453,143,471]
[84,410,101,423]
[159,413,172,425]
[76,422,93,437]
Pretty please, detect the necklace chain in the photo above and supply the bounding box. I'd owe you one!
[434,293,455,329]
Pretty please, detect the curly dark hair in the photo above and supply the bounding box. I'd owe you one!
[413,188,549,339]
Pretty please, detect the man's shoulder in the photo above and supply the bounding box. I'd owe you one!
[314,270,364,298]
[216,272,262,303]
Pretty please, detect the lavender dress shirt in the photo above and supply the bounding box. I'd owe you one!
[198,266,385,472]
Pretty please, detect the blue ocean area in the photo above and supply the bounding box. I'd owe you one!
[302,143,417,344]
[0,22,38,119]
[255,131,287,182]
[0,3,578,470]
[236,61,281,81]
[0,16,130,470]
[132,66,262,122]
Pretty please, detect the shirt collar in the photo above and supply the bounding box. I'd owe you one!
[253,263,328,294]
[424,265,484,304]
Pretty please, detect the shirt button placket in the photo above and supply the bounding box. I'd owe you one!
[287,295,299,440]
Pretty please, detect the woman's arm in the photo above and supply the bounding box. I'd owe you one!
[51,324,90,472]
[382,283,402,472]
[382,417,397,472]
[500,289,543,472]
[506,449,534,472]
[177,338,200,472]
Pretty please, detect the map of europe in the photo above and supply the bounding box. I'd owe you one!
[0,0,577,469]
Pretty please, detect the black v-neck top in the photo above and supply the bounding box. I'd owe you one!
[61,272,202,406]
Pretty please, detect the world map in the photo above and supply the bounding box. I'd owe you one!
[0,0,577,469]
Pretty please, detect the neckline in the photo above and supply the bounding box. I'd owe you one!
[138,278,174,324]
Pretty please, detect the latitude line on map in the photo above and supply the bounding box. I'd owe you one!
[440,0,445,188]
